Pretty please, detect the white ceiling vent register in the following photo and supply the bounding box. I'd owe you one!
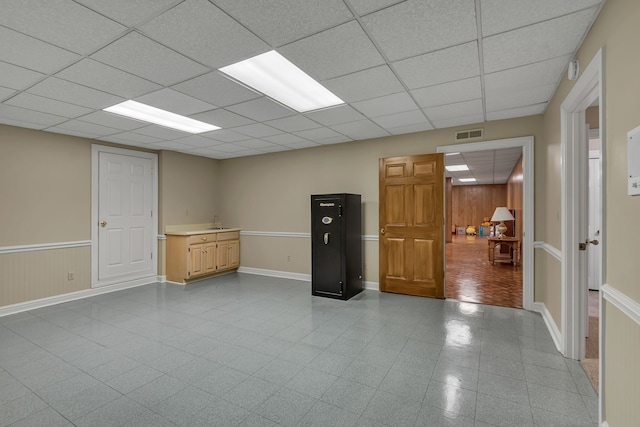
[455,128,484,141]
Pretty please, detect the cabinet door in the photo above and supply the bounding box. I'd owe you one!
[189,244,204,277]
[228,240,240,268]
[203,242,217,274]
[216,241,229,271]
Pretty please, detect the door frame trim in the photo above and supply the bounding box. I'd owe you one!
[91,144,159,288]
[437,136,534,311]
[560,48,604,361]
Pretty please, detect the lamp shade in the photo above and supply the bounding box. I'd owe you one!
[491,207,514,222]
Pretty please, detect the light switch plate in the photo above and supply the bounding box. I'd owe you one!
[627,124,640,196]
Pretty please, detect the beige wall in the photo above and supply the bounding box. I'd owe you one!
[218,116,542,280]
[0,125,220,306]
[539,0,640,422]
[159,150,220,231]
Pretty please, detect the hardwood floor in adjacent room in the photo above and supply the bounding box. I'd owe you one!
[446,233,523,308]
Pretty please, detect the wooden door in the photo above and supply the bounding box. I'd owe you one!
[379,154,445,298]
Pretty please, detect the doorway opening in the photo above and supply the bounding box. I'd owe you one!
[438,137,534,311]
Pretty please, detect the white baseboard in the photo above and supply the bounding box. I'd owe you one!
[0,277,158,317]
[157,275,166,283]
[364,281,379,291]
[532,302,563,352]
[238,267,311,282]
[602,422,610,427]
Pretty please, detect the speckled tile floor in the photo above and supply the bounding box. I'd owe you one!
[0,273,598,426]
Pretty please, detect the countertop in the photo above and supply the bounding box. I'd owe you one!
[164,223,241,236]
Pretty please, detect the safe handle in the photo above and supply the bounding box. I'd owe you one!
[323,233,330,245]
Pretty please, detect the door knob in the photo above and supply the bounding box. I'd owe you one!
[100,220,107,227]
[587,239,599,245]
[380,228,385,235]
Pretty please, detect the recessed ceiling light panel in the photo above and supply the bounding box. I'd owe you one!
[219,50,344,113]
[445,164,469,172]
[459,178,476,182]
[103,100,220,134]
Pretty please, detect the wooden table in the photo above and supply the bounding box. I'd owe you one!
[488,237,520,267]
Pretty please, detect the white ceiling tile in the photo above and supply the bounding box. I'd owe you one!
[236,139,279,149]
[0,118,47,130]
[362,0,477,61]
[486,83,556,112]
[484,55,571,94]
[199,129,250,143]
[0,104,67,127]
[279,21,385,81]
[173,72,260,107]
[431,113,485,129]
[97,135,155,147]
[284,141,321,149]
[133,126,189,140]
[140,0,269,69]
[45,127,99,139]
[104,132,161,144]
[56,59,161,98]
[27,77,124,109]
[4,93,93,118]
[305,105,365,126]
[172,135,223,148]
[349,0,403,15]
[316,135,353,145]
[486,103,547,121]
[424,99,484,121]
[145,141,195,151]
[226,98,295,122]
[294,127,343,140]
[135,89,216,116]
[257,145,290,153]
[386,122,435,135]
[352,92,419,118]
[262,134,309,145]
[212,0,352,46]
[331,120,389,140]
[78,111,148,131]
[0,0,126,54]
[50,119,120,137]
[0,62,45,91]
[394,42,480,89]
[75,0,178,27]
[264,115,321,132]
[232,123,283,138]
[213,143,252,153]
[481,0,601,36]
[322,65,405,103]
[0,27,80,74]
[91,32,210,86]
[412,77,482,109]
[190,109,254,128]
[0,87,17,101]
[371,110,427,129]
[483,8,599,73]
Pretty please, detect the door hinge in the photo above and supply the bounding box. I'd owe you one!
[188,247,190,253]
[151,252,153,259]
[151,210,153,217]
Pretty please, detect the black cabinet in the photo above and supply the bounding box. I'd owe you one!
[311,194,363,300]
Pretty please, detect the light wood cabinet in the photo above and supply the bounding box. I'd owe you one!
[166,230,240,283]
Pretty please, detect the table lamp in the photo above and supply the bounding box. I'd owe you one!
[491,207,514,239]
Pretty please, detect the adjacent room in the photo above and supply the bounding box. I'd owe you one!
[1,1,639,426]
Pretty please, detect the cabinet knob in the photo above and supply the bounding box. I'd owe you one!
[201,237,207,241]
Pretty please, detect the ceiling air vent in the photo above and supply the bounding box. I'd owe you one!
[455,128,484,141]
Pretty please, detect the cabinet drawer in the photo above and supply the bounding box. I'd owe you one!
[188,233,217,245]
[216,231,240,241]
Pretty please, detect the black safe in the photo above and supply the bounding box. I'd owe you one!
[311,193,363,300]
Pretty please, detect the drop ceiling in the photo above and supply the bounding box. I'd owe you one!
[0,0,603,163]
[446,147,523,185]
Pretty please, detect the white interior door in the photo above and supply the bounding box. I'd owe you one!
[588,150,601,291]
[95,149,155,287]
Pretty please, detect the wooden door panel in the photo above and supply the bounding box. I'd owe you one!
[386,238,406,279]
[379,154,444,298]
[414,184,436,227]
[385,185,406,225]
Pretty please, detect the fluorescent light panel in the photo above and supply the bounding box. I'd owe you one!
[219,50,344,113]
[103,100,220,134]
[459,178,476,182]
[445,164,469,171]
[445,152,460,156]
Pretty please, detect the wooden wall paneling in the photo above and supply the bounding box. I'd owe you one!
[446,178,452,242]
[451,184,507,232]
